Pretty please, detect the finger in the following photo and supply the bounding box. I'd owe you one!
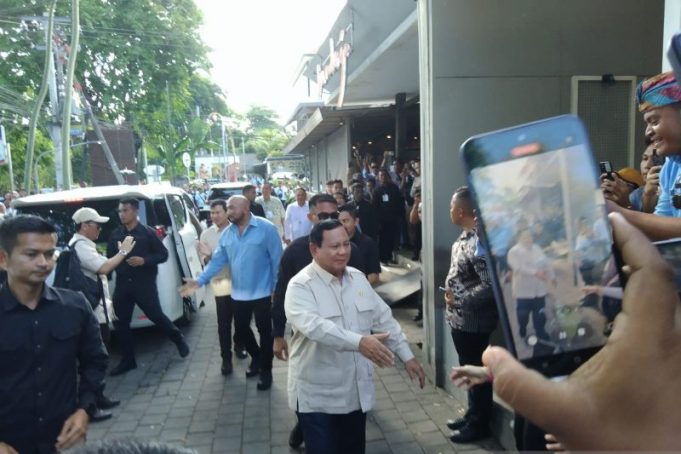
[373,332,390,342]
[482,347,581,434]
[282,346,289,361]
[609,212,678,330]
[418,369,426,388]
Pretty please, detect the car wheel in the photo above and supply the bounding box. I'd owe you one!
[177,297,195,326]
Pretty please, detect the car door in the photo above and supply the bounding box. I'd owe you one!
[165,193,206,308]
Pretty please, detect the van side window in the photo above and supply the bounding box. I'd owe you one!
[153,199,171,226]
[168,195,187,229]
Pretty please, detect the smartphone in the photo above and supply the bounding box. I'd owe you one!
[599,161,614,180]
[460,114,625,376]
[651,149,666,167]
[654,238,681,290]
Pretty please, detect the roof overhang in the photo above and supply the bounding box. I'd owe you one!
[283,105,393,155]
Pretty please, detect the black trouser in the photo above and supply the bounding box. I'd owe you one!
[514,414,548,451]
[215,294,234,361]
[516,297,548,340]
[451,329,493,428]
[378,220,399,262]
[298,410,366,454]
[112,277,183,362]
[232,296,273,372]
[411,221,422,259]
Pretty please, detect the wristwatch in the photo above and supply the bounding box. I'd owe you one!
[118,249,129,256]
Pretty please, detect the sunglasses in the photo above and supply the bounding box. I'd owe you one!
[317,211,339,221]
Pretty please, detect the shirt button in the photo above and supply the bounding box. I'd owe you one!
[34,320,39,326]
[37,367,42,373]
[38,417,43,423]
[38,392,43,397]
[36,344,41,350]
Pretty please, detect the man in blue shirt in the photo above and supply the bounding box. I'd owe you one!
[181,196,283,390]
[612,72,681,240]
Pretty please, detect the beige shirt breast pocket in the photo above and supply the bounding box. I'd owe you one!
[354,297,375,333]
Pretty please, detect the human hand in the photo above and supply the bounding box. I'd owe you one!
[581,285,601,296]
[359,332,394,367]
[481,212,681,451]
[601,174,631,208]
[405,358,426,388]
[197,240,212,259]
[450,365,492,390]
[644,165,662,195]
[179,278,200,298]
[273,336,289,361]
[443,289,453,308]
[545,434,565,452]
[55,408,89,450]
[126,256,144,267]
[0,442,18,454]
[118,236,136,253]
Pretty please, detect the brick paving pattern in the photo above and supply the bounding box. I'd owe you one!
[86,300,500,453]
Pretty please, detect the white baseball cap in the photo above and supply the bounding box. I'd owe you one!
[72,207,110,224]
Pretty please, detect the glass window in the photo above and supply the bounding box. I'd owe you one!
[15,199,147,249]
[167,195,186,229]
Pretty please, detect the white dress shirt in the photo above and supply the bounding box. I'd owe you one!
[285,261,414,414]
[507,242,554,299]
[199,224,232,296]
[284,201,312,242]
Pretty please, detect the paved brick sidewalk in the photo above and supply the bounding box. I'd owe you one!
[86,300,500,453]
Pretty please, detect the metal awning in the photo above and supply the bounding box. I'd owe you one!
[283,105,393,155]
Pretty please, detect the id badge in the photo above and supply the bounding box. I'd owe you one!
[382,193,389,202]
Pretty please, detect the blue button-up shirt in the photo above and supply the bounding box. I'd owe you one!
[654,155,681,218]
[197,215,283,301]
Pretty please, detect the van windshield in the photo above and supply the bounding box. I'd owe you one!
[15,199,147,249]
[207,187,244,202]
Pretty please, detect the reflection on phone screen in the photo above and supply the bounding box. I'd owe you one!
[654,240,681,290]
[471,145,620,361]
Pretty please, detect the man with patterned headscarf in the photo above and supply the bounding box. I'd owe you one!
[611,72,681,239]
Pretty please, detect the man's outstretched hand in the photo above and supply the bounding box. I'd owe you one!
[482,212,681,451]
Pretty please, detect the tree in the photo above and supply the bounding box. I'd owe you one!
[245,105,280,131]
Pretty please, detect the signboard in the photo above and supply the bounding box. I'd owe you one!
[0,125,7,165]
[316,28,352,108]
[182,152,191,169]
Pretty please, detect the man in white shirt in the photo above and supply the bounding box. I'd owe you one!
[256,182,285,240]
[284,220,426,453]
[197,199,247,375]
[284,187,312,244]
[507,229,555,343]
[70,207,135,422]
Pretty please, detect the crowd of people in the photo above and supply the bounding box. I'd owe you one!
[3,71,681,454]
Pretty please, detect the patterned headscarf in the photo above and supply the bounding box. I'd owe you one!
[636,72,681,112]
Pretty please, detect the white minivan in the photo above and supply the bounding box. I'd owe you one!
[13,185,206,328]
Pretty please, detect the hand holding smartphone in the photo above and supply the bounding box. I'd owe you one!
[460,115,625,376]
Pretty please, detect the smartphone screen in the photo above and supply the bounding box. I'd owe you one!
[654,239,681,290]
[460,115,624,376]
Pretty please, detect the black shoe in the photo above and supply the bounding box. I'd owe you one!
[449,423,489,444]
[97,395,120,410]
[235,347,248,359]
[90,408,113,423]
[446,417,467,431]
[109,360,136,377]
[288,421,304,449]
[246,358,260,378]
[176,338,190,358]
[256,371,272,390]
[412,312,423,322]
[221,359,233,376]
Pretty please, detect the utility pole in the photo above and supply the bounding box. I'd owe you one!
[24,15,71,189]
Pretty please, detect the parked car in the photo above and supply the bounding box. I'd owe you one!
[13,184,207,328]
[198,181,250,224]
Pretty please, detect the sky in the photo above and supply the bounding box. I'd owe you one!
[194,0,347,124]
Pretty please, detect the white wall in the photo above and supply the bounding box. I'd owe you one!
[663,0,681,71]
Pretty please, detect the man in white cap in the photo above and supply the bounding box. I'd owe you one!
[69,207,135,422]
